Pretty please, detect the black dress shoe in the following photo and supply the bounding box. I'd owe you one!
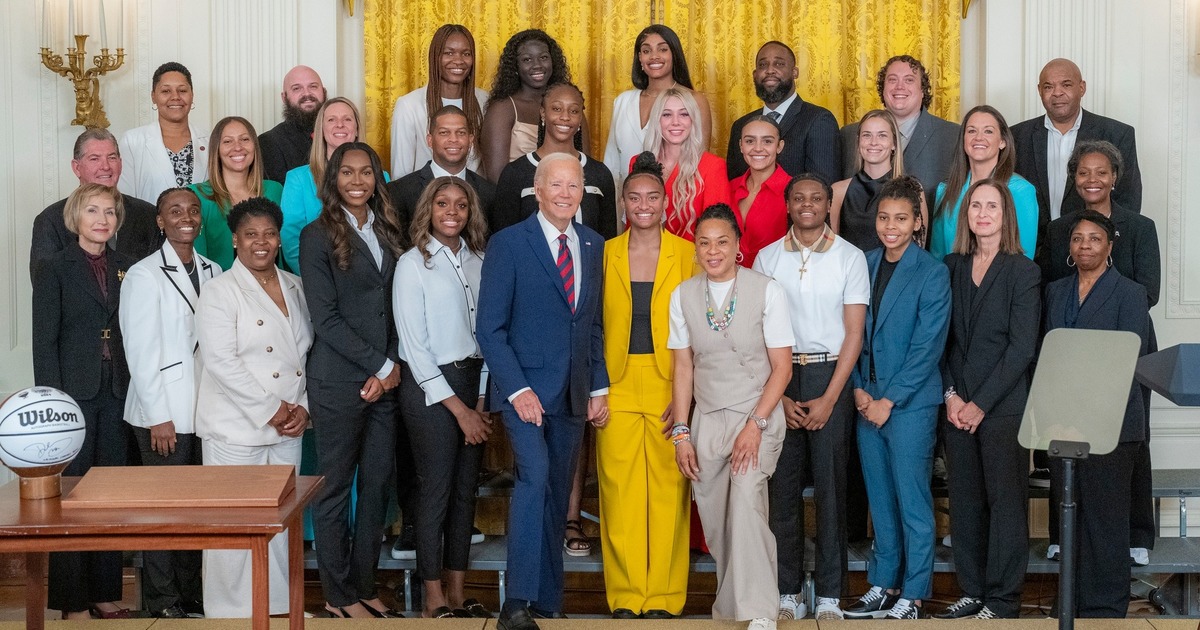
[151,604,189,618]
[179,599,205,618]
[359,600,404,618]
[498,606,540,630]
[612,608,638,619]
[642,609,676,619]
[461,598,494,618]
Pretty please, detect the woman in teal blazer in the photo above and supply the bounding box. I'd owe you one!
[845,176,950,621]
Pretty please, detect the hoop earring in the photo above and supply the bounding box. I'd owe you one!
[151,104,158,111]
[1106,255,1113,268]
[735,251,744,264]
[1066,254,1075,268]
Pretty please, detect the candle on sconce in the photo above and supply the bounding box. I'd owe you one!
[67,0,74,41]
[118,0,123,49]
[99,0,107,49]
[41,0,49,48]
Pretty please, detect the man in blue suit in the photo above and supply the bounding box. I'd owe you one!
[477,153,609,630]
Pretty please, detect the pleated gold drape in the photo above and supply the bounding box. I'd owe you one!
[363,0,959,169]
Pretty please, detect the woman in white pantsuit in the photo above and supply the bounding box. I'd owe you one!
[194,197,312,618]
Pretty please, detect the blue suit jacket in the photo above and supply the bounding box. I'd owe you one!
[476,212,608,417]
[853,244,951,410]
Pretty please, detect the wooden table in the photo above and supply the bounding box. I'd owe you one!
[0,475,322,630]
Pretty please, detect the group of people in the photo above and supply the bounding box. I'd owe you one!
[27,20,1158,628]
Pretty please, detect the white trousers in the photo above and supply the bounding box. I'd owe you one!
[201,438,301,618]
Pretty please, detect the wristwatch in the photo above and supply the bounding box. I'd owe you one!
[749,413,768,431]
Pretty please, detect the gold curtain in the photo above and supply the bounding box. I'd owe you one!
[363,0,959,168]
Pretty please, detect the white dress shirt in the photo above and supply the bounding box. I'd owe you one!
[762,91,799,121]
[1045,109,1083,220]
[393,238,488,406]
[430,160,466,179]
[753,226,870,354]
[343,206,395,379]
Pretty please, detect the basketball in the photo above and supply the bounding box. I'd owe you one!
[0,387,86,469]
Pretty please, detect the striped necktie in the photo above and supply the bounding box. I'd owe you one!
[556,234,575,313]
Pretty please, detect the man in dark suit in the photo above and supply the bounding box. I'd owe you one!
[385,104,495,236]
[726,41,841,183]
[259,65,327,184]
[30,128,161,282]
[476,153,609,630]
[1012,58,1142,242]
[839,55,959,207]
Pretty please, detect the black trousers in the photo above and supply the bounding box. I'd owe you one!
[845,420,870,542]
[394,397,418,533]
[1051,441,1138,618]
[308,376,398,606]
[942,413,1028,617]
[399,360,486,581]
[131,427,203,611]
[768,361,852,598]
[1129,399,1155,549]
[49,363,126,612]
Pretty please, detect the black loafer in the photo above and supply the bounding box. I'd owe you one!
[461,598,494,618]
[642,609,676,619]
[498,606,540,630]
[612,608,638,619]
[360,601,404,618]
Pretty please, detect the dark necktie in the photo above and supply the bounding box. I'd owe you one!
[556,234,575,313]
[768,111,782,123]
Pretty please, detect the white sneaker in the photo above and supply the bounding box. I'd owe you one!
[748,618,776,630]
[814,597,843,620]
[1131,547,1149,566]
[1046,544,1060,561]
[778,593,807,620]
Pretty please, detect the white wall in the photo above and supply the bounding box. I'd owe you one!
[0,1,1196,490]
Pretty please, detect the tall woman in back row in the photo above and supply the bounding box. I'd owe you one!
[603,24,712,187]
[669,204,793,629]
[598,153,695,619]
[936,179,1040,620]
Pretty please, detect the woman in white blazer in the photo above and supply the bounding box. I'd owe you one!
[118,62,209,203]
[119,187,219,618]
[194,197,312,618]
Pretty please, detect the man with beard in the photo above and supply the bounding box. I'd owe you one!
[259,65,327,184]
[726,41,840,182]
[839,55,959,209]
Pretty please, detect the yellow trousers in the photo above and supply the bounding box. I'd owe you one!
[596,354,690,614]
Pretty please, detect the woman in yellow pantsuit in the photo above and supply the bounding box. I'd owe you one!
[598,152,697,619]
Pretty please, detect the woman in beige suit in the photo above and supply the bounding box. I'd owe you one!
[195,197,312,618]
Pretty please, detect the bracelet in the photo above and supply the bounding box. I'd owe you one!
[943,386,957,402]
[670,424,691,438]
[672,433,692,446]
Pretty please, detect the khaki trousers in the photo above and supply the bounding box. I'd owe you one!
[692,404,785,620]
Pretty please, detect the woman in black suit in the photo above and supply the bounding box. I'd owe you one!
[935,179,1040,620]
[32,183,134,619]
[1038,140,1160,566]
[299,142,407,618]
[1044,209,1149,618]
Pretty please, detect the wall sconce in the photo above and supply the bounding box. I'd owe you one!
[39,0,126,129]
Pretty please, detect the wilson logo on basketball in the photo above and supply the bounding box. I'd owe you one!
[16,409,81,427]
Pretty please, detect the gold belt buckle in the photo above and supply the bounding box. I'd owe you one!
[796,354,809,366]
[100,328,111,340]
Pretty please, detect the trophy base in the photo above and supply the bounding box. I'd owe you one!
[19,474,62,500]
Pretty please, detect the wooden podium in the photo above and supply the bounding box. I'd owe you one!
[0,467,322,630]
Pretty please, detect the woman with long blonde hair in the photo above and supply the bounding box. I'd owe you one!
[645,88,729,240]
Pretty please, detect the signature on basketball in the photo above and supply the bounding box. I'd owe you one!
[24,438,74,461]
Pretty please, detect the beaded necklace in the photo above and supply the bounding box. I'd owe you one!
[705,269,738,331]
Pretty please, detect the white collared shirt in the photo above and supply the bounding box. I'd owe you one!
[763,91,799,121]
[342,206,395,379]
[430,160,466,179]
[753,228,870,354]
[1044,109,1084,220]
[536,210,582,305]
[393,238,488,406]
